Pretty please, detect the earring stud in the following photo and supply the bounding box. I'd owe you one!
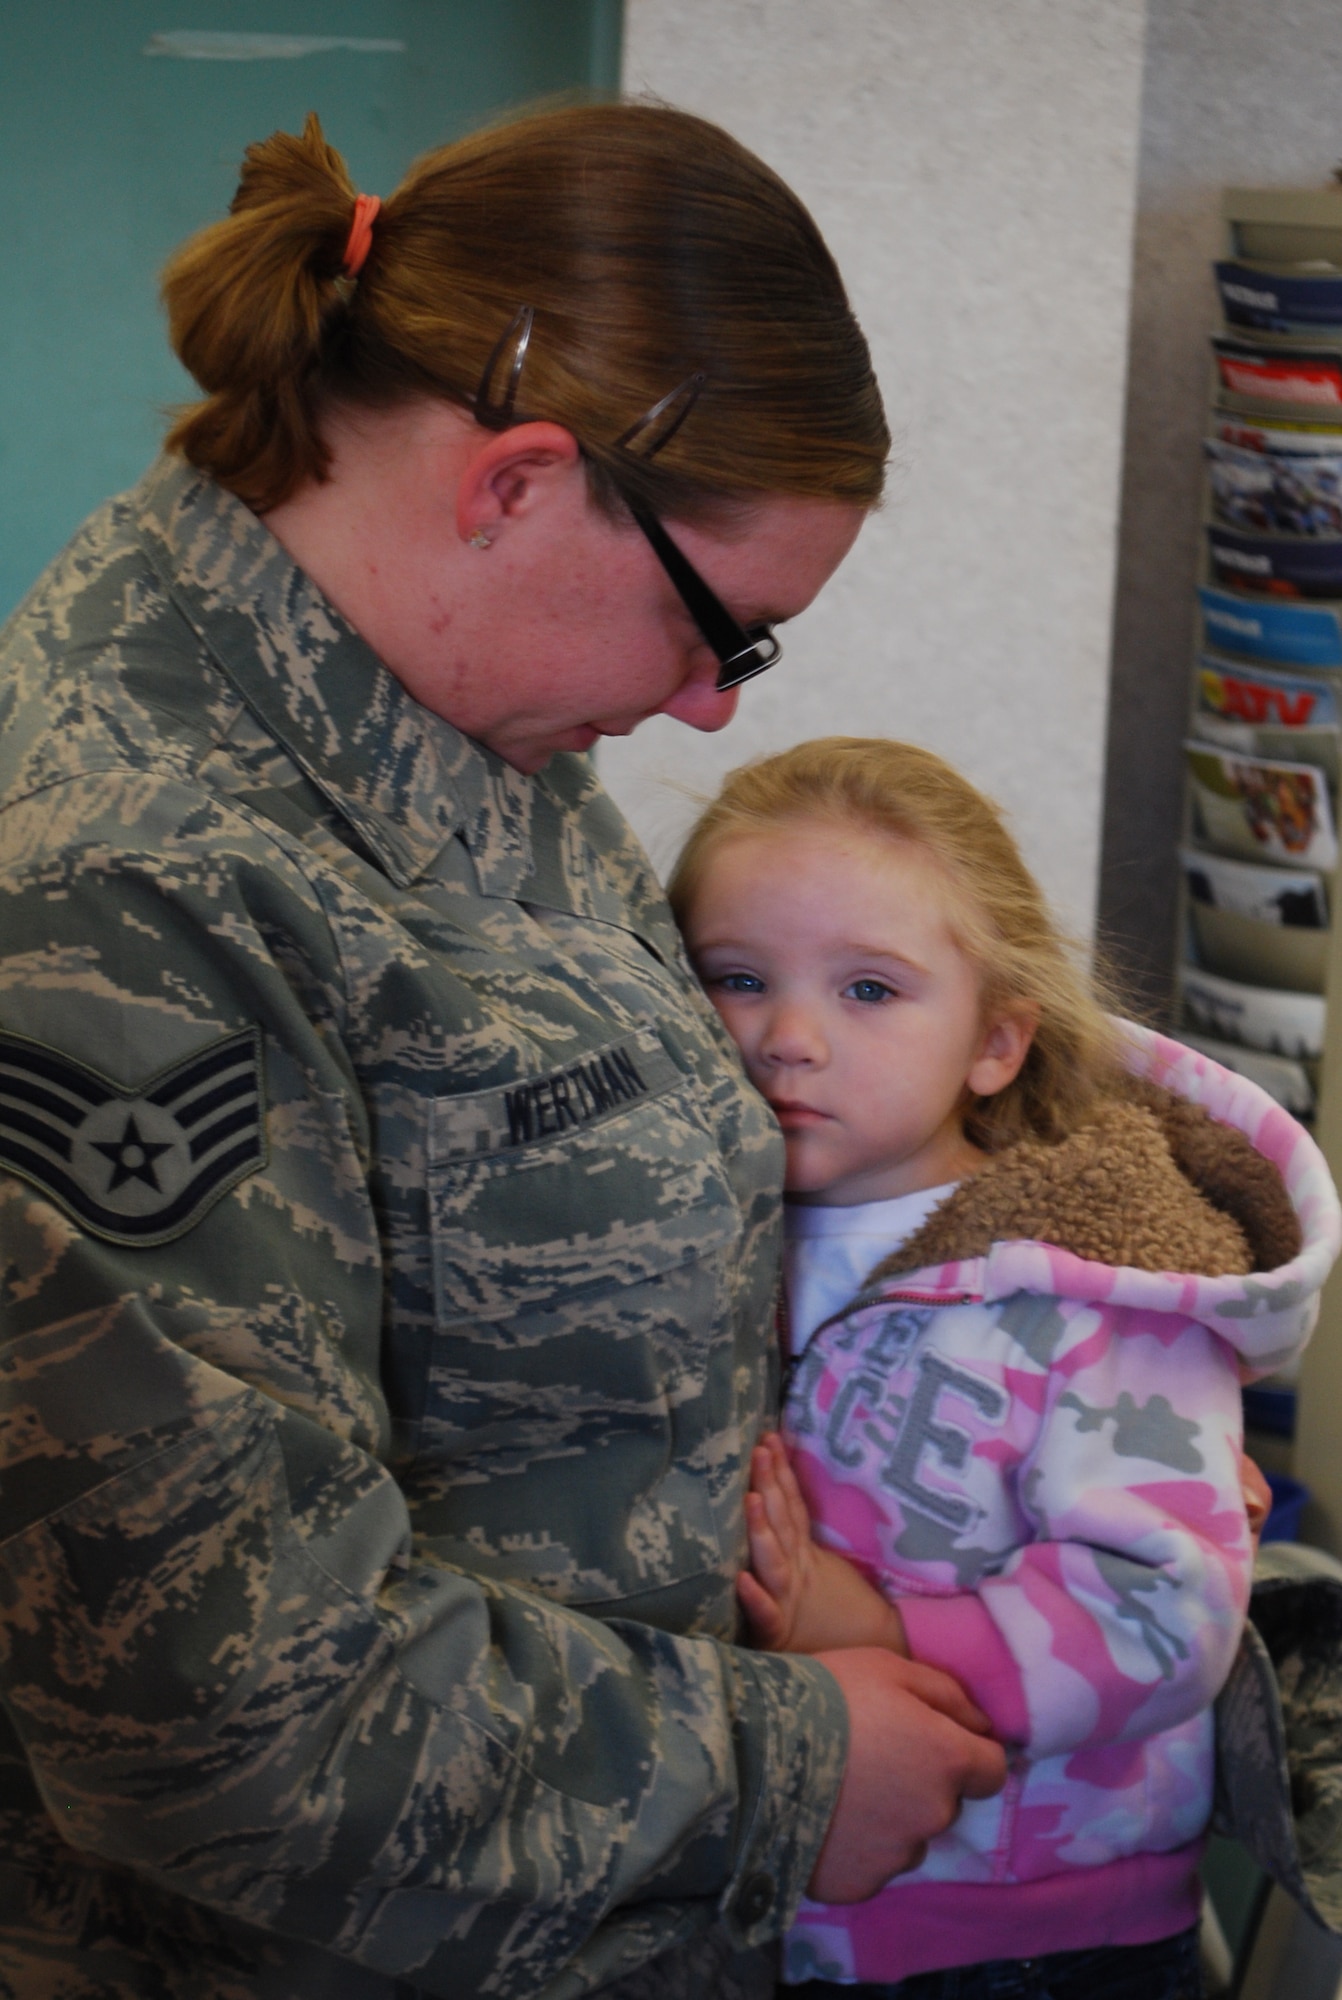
[468,529,493,551]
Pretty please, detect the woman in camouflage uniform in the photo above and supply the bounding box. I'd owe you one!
[0,108,1004,1998]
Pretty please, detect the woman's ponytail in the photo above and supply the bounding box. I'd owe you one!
[161,114,360,508]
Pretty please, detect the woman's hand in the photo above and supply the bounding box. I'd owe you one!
[807,1649,1006,1899]
[737,1432,909,1655]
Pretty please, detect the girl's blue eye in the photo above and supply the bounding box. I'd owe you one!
[717,972,765,994]
[845,978,894,1004]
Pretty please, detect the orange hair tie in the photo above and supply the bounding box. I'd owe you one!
[341,193,381,279]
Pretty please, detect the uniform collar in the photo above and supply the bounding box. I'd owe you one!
[133,455,529,893]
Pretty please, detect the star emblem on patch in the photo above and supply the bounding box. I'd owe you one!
[0,1027,266,1246]
[90,1112,176,1192]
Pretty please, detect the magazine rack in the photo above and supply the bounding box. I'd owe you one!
[1172,187,1342,1550]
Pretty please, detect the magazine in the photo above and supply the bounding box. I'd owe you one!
[1205,438,1342,535]
[1195,714,1339,783]
[1195,660,1339,781]
[1215,260,1342,336]
[1213,415,1342,456]
[1185,740,1338,868]
[1182,846,1329,993]
[1168,1026,1315,1118]
[1213,335,1342,411]
[1179,845,1327,926]
[1197,655,1340,732]
[1207,523,1342,597]
[1179,965,1326,1059]
[1199,585,1342,666]
[1187,903,1328,993]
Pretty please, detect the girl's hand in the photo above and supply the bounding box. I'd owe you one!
[738,1432,910,1656]
[737,1432,820,1649]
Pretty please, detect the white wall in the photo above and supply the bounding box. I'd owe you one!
[599,0,1148,934]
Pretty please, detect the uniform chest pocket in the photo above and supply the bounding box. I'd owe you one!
[427,1028,742,1325]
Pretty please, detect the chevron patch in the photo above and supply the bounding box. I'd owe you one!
[0,1027,266,1246]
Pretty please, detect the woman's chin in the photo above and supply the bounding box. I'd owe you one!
[486,723,600,771]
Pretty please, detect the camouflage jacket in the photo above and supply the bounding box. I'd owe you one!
[0,457,847,2000]
[1215,1539,1342,1936]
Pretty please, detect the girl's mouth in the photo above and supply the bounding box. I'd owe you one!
[768,1101,830,1127]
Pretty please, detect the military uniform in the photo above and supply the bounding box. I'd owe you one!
[1215,1540,1342,1937]
[0,458,847,1998]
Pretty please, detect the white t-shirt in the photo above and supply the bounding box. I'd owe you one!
[783,1184,957,1356]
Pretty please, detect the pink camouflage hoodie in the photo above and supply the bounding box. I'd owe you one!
[782,1029,1341,1986]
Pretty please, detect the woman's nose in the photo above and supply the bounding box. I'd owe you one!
[657,660,741,734]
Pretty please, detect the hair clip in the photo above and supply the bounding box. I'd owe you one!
[475,305,535,430]
[614,372,706,459]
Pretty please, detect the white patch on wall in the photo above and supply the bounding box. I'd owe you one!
[143,32,405,61]
[605,0,1147,936]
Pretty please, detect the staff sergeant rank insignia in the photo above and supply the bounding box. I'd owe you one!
[0,1027,266,1246]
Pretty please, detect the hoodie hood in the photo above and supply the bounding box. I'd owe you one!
[861,1025,1341,1376]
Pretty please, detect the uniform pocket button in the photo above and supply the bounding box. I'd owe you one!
[735,1872,774,1927]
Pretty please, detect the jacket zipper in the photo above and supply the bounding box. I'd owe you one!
[867,1288,981,1309]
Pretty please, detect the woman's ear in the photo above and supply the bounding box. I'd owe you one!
[966,1005,1039,1101]
[455,421,583,546]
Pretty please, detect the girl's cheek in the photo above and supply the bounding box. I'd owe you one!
[704,989,734,1029]
[709,996,752,1053]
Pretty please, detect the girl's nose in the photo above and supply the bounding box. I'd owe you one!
[758,1000,826,1068]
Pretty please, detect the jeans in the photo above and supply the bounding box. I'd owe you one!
[792,1923,1202,2000]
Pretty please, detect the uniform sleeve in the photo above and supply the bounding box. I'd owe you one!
[0,780,847,1994]
[898,1308,1253,1760]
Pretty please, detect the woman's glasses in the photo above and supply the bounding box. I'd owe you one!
[474,307,782,693]
[621,504,780,691]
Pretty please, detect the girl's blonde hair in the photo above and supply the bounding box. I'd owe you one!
[667,737,1127,1152]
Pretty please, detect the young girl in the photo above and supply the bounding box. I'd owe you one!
[669,737,1340,2000]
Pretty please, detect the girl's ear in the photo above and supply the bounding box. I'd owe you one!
[966,1005,1038,1101]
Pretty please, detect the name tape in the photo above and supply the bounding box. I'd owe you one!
[429,1031,683,1163]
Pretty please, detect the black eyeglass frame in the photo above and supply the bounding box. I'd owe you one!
[473,306,782,693]
[623,504,781,692]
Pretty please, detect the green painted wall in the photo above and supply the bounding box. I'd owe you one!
[0,0,622,615]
